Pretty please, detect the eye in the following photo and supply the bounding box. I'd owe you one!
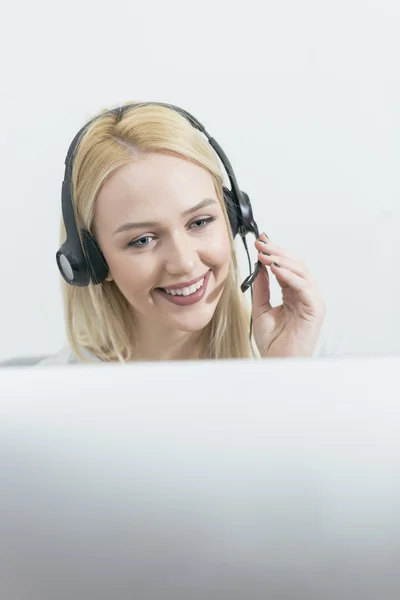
[189,217,215,230]
[127,235,154,248]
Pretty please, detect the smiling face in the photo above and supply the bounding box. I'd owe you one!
[93,152,232,340]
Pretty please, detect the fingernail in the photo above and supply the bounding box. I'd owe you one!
[262,232,269,240]
[273,262,281,268]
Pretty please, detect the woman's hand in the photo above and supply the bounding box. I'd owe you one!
[251,233,326,358]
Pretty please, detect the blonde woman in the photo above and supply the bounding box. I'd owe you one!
[40,102,333,365]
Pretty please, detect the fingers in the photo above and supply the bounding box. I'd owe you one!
[263,261,318,309]
[251,262,273,317]
[252,234,325,317]
[257,251,310,280]
[255,238,309,270]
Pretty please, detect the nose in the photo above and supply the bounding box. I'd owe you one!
[163,232,197,277]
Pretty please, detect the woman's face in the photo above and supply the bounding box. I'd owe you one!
[93,152,232,334]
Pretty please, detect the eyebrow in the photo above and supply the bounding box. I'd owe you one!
[112,198,218,235]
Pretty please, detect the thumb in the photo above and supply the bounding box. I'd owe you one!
[252,263,272,319]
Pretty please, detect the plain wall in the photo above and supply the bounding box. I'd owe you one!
[0,0,399,360]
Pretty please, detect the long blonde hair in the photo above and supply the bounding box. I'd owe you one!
[60,102,254,362]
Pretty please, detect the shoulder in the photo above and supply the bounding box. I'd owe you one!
[36,346,102,366]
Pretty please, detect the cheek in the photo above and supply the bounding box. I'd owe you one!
[106,251,153,296]
[203,227,231,267]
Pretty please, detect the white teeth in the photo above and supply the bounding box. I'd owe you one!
[164,277,205,296]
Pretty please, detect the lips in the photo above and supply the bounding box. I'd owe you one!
[159,271,210,292]
[155,270,211,306]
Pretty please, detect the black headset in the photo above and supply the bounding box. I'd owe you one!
[56,102,262,293]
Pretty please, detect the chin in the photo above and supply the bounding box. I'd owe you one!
[166,304,217,334]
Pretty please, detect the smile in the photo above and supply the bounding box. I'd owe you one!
[155,270,211,306]
[162,277,205,296]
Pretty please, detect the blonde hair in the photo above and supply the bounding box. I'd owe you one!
[60,102,255,362]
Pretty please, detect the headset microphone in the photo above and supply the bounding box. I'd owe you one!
[240,260,262,293]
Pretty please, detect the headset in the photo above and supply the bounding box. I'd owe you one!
[56,102,263,294]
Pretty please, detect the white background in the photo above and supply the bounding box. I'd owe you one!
[0,0,399,361]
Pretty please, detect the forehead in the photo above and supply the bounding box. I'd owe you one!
[95,152,218,224]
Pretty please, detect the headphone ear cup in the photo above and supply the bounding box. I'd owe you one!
[238,190,258,237]
[81,229,109,284]
[223,187,239,237]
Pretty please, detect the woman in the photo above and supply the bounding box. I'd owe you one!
[40,101,330,365]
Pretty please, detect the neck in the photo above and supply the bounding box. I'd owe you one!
[132,320,204,362]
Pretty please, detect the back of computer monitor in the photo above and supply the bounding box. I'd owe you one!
[0,356,399,599]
